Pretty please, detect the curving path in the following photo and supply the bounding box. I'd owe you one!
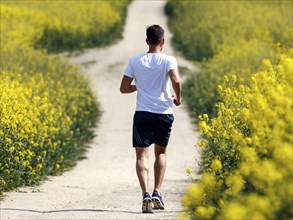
[0,1,200,219]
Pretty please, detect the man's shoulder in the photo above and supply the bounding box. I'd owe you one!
[129,53,146,61]
[160,53,176,61]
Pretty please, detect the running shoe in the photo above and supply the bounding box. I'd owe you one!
[142,192,154,213]
[152,190,164,210]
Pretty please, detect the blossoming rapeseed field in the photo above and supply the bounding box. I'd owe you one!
[166,0,292,219]
[2,0,129,52]
[166,0,292,118]
[0,1,130,197]
[181,49,292,220]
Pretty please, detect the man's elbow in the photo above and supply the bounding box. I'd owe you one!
[173,78,181,86]
[120,85,132,94]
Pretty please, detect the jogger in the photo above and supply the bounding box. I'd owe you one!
[120,24,182,213]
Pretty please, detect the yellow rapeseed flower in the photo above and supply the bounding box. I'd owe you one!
[55,164,60,170]
[226,174,244,195]
[186,167,193,175]
[14,156,19,163]
[36,164,42,170]
[0,180,6,186]
[210,159,222,171]
[9,146,15,153]
[22,161,29,168]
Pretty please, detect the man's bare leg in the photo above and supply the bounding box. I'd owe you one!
[135,147,149,195]
[154,144,167,192]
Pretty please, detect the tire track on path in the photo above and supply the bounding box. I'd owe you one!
[0,1,200,219]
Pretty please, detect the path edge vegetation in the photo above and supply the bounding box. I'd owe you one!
[0,0,131,199]
[165,0,292,219]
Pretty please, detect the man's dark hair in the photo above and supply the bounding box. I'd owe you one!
[146,25,164,46]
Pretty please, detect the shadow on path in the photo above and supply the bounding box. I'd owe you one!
[1,207,139,215]
[1,207,181,215]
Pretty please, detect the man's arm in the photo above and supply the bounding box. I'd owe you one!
[168,69,182,106]
[120,75,137,94]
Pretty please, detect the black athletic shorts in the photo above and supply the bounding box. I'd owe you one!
[132,111,174,147]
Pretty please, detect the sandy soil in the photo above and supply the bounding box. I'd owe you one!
[0,1,200,219]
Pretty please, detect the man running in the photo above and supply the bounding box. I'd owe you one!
[120,24,181,213]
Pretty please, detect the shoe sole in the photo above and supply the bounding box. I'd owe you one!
[152,197,164,210]
[142,198,154,213]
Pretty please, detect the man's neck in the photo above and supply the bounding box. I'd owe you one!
[147,46,162,53]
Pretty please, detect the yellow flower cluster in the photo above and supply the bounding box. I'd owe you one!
[0,66,98,193]
[166,0,291,61]
[182,50,292,219]
[1,1,130,52]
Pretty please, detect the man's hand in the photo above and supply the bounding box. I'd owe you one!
[169,69,182,106]
[173,96,181,106]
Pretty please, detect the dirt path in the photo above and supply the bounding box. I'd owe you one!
[0,1,200,219]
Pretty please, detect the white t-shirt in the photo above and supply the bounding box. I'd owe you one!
[124,53,177,114]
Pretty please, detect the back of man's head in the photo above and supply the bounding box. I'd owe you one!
[146,25,164,46]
